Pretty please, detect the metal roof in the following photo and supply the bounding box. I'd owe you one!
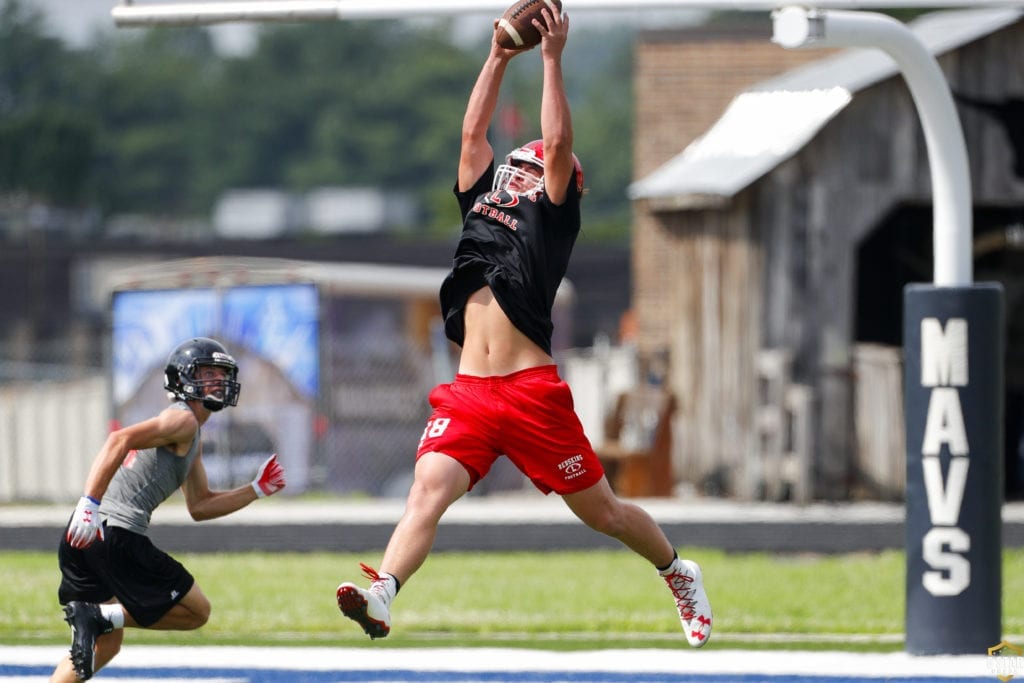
[628,7,1024,207]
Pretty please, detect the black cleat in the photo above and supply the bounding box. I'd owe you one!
[63,601,113,680]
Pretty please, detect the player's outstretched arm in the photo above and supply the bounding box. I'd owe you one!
[182,453,286,521]
[537,8,573,205]
[458,20,524,192]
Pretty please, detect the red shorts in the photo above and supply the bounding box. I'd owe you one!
[416,365,605,495]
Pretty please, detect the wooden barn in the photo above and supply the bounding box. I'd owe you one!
[627,8,1024,502]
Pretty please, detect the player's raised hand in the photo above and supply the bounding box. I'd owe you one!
[251,454,286,498]
[66,496,104,549]
[491,18,528,60]
[536,7,568,59]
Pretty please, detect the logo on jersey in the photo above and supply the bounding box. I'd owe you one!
[472,194,520,231]
[486,190,521,208]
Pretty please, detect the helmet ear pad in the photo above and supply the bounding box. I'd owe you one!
[164,367,180,395]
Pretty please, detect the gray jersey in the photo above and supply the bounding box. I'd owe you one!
[101,402,201,535]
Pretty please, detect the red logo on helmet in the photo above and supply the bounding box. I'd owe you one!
[505,140,584,194]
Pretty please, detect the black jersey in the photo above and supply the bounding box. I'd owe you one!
[440,162,582,355]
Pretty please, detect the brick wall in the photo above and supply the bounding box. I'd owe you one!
[631,28,836,353]
[633,28,837,178]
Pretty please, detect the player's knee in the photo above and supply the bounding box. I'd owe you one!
[184,594,212,629]
[406,478,460,521]
[578,503,624,537]
[192,601,211,629]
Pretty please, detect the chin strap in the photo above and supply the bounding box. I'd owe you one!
[202,396,226,411]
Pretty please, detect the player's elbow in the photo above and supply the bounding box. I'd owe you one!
[189,508,213,522]
[102,430,132,460]
[543,133,572,159]
[186,501,214,522]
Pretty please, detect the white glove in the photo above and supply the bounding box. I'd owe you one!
[66,496,104,549]
[252,454,286,498]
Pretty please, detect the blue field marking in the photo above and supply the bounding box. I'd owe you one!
[0,664,997,682]
[1,646,1001,682]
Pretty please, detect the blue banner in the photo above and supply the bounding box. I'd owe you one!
[111,283,319,404]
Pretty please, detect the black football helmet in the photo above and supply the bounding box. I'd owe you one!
[163,337,240,412]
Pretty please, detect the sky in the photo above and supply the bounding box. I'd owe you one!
[32,0,706,55]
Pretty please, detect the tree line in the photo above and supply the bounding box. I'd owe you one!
[0,0,634,240]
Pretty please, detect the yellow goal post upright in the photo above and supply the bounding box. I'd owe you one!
[111,0,1024,658]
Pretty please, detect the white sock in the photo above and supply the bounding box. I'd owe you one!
[100,604,125,629]
[372,574,399,607]
[658,557,683,576]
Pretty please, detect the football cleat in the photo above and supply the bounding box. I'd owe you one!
[661,558,713,648]
[63,601,113,680]
[336,564,392,639]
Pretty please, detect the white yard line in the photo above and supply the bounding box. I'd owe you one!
[0,645,1007,679]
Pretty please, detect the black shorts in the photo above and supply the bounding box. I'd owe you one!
[58,522,195,627]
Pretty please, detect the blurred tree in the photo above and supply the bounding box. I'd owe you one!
[0,0,70,114]
[192,20,482,234]
[0,5,640,240]
[0,0,98,204]
[569,29,633,242]
[0,109,95,204]
[91,27,219,214]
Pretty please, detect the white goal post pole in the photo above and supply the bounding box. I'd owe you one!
[774,9,1005,657]
[772,6,973,286]
[111,0,1024,27]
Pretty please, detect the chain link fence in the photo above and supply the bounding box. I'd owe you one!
[0,320,541,504]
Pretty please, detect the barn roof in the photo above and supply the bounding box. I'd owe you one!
[628,7,1024,208]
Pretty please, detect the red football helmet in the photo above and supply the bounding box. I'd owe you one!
[492,139,585,195]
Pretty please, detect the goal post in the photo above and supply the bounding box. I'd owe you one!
[111,0,1024,27]
[110,0,1019,656]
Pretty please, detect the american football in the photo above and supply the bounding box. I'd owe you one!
[496,0,563,51]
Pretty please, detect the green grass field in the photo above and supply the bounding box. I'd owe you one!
[3,548,1022,651]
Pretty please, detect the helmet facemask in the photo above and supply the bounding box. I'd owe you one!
[169,362,240,412]
[492,160,544,196]
[189,364,240,412]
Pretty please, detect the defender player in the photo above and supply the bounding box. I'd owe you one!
[52,337,286,681]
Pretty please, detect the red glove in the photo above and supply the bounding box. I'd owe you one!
[67,496,104,549]
[252,454,285,498]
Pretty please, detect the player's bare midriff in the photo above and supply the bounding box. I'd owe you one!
[458,286,554,377]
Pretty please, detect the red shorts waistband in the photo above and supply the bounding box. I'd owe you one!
[454,364,559,385]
